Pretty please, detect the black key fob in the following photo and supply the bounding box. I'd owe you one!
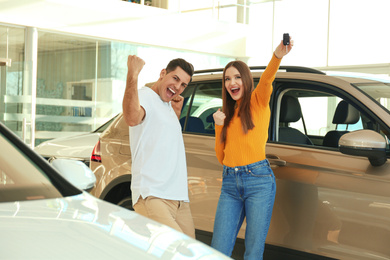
[283,33,290,45]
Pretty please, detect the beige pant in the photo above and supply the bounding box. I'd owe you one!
[134,196,195,239]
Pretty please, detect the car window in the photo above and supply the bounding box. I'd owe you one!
[290,92,363,136]
[180,82,222,135]
[179,84,196,122]
[274,86,381,148]
[93,114,118,133]
[0,133,63,202]
[328,76,390,113]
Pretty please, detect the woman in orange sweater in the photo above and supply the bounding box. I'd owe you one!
[211,37,293,259]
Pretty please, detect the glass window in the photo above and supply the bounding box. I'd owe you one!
[181,82,222,135]
[290,94,363,136]
[36,32,118,145]
[0,26,26,138]
[278,88,366,148]
[179,0,240,23]
[0,133,62,202]
[354,82,390,113]
[273,0,329,67]
[180,85,196,122]
[34,31,232,146]
[218,0,239,23]
[328,0,390,65]
[246,2,274,65]
[93,114,118,133]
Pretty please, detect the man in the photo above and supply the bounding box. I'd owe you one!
[122,55,195,238]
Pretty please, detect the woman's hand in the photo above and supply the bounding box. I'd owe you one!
[213,109,226,126]
[274,36,294,59]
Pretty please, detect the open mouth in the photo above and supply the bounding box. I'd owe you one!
[231,87,240,94]
[167,87,176,98]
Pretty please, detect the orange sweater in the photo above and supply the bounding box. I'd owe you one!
[215,54,281,167]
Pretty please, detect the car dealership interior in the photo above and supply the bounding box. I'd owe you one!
[1,1,390,260]
[1,0,389,147]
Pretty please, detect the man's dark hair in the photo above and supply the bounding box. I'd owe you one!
[166,58,194,81]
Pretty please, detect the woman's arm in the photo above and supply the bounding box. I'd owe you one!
[213,109,226,165]
[214,125,225,165]
[254,37,294,106]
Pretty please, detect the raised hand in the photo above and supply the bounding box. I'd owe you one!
[123,55,146,127]
[274,36,294,59]
[127,55,145,80]
[213,109,226,126]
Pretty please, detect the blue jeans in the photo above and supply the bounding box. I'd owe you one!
[211,159,276,260]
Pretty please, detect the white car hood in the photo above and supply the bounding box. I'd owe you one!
[34,133,99,160]
[0,192,226,260]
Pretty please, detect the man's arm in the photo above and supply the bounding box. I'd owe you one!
[122,55,146,127]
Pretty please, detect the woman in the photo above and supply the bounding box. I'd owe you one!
[211,37,293,259]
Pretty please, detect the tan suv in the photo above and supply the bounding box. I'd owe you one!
[89,66,390,260]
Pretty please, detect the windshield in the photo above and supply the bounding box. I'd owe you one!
[355,82,390,113]
[0,132,63,202]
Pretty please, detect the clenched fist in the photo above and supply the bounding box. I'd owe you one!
[171,95,184,118]
[213,109,226,126]
[127,55,145,80]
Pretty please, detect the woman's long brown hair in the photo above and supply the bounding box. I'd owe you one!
[220,60,255,143]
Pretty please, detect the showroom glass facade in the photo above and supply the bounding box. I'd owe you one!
[177,0,390,67]
[0,26,29,142]
[0,24,232,147]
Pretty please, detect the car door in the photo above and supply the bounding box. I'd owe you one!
[266,79,390,259]
[179,81,225,239]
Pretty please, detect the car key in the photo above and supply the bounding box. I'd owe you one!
[283,33,290,52]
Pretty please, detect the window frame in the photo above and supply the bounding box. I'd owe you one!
[269,79,390,150]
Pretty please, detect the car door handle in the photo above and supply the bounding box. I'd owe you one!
[266,154,286,166]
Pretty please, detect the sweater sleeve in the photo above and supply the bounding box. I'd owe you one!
[214,124,225,165]
[253,53,282,106]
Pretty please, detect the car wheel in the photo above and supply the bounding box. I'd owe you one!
[118,196,133,211]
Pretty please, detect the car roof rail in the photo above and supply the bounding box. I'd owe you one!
[195,66,325,75]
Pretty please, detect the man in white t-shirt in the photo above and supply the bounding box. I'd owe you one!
[122,55,195,238]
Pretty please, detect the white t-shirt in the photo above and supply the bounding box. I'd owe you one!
[129,87,189,205]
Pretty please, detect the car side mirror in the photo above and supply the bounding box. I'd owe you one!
[339,130,388,167]
[51,159,96,191]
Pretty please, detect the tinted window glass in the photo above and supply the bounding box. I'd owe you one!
[0,134,62,202]
[181,82,222,135]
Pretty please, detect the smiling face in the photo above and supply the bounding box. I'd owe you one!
[152,67,191,102]
[224,66,244,101]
